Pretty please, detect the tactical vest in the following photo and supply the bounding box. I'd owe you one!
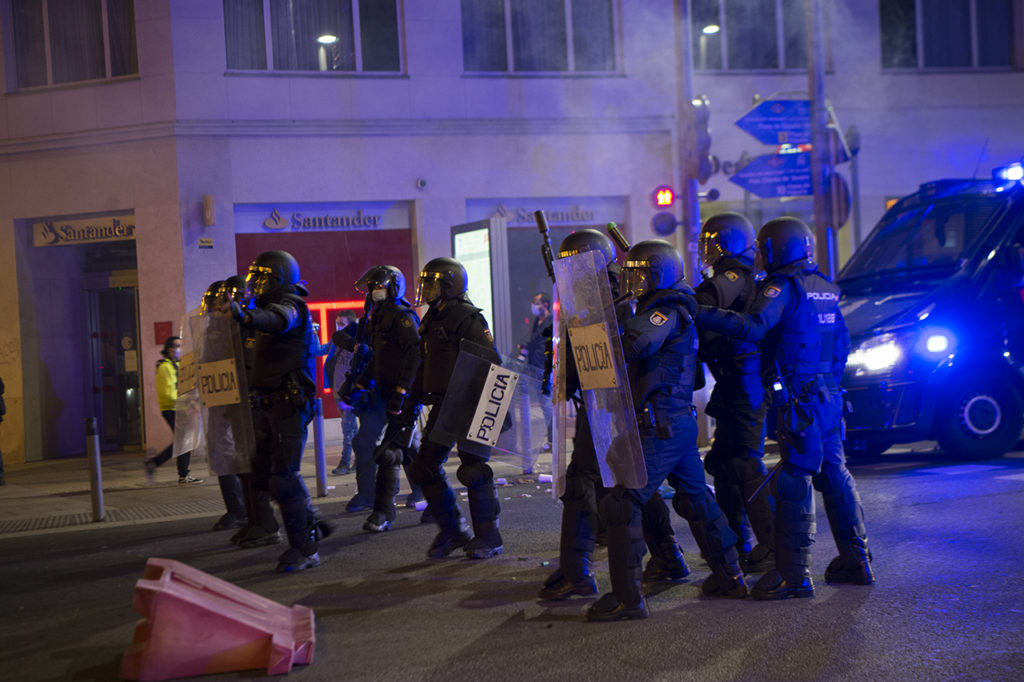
[627,287,699,410]
[419,297,492,396]
[703,259,760,377]
[764,264,839,379]
[250,292,316,390]
[369,297,420,390]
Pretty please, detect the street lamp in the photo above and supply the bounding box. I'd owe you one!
[317,34,338,71]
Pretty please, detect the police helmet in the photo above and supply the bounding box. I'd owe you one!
[699,212,756,270]
[557,229,615,268]
[220,275,246,304]
[757,217,814,272]
[245,250,307,302]
[621,239,684,299]
[415,257,467,306]
[202,280,224,313]
[355,265,406,300]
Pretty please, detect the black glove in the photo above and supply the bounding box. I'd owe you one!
[331,329,356,351]
[387,391,407,415]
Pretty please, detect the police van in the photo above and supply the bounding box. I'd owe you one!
[839,163,1024,459]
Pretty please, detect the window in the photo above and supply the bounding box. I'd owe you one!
[9,0,138,89]
[223,0,402,73]
[461,0,618,73]
[880,0,1017,70]
[692,0,808,71]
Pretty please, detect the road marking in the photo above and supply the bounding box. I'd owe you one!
[995,473,1024,481]
[918,464,1005,475]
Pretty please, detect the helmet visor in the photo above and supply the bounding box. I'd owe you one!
[621,260,653,299]
[245,265,274,301]
[698,232,720,270]
[414,273,443,306]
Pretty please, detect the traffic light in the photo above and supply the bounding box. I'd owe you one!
[651,185,675,208]
[651,212,678,236]
[682,94,714,185]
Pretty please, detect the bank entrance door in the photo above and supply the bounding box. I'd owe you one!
[88,285,143,450]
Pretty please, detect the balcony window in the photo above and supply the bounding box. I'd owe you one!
[223,0,401,73]
[880,0,1017,70]
[9,0,138,89]
[692,0,810,71]
[461,0,618,74]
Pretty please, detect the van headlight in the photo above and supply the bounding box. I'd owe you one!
[848,334,903,375]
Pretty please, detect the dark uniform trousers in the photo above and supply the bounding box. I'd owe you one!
[601,410,739,606]
[251,394,317,553]
[351,391,419,521]
[412,405,500,546]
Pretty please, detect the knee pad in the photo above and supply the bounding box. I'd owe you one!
[599,487,637,526]
[775,465,811,502]
[374,444,402,467]
[671,490,698,522]
[456,458,492,489]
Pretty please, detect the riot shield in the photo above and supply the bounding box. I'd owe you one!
[551,284,569,497]
[553,250,646,490]
[173,307,202,459]
[191,311,254,476]
[428,340,547,472]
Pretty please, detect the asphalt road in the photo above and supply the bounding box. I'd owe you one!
[2,449,1023,682]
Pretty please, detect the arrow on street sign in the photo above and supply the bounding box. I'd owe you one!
[735,99,811,146]
[728,152,812,198]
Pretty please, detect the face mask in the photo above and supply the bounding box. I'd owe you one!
[531,303,544,317]
[372,289,388,303]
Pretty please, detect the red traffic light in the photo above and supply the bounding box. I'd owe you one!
[651,185,675,207]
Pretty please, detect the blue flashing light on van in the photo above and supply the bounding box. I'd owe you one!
[839,163,1024,459]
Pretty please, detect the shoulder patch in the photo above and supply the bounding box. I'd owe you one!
[649,311,669,326]
[763,285,782,298]
[724,270,739,282]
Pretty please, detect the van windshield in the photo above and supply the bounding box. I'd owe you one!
[841,196,1002,282]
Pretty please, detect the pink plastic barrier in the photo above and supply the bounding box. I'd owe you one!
[120,558,315,681]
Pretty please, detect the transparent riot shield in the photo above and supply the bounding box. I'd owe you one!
[191,311,254,476]
[551,285,570,497]
[173,307,202,459]
[553,250,646,490]
[429,340,547,472]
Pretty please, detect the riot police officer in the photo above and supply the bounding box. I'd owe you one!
[231,250,323,573]
[587,240,746,622]
[407,257,504,559]
[695,213,774,571]
[539,230,691,601]
[340,265,422,533]
[696,218,874,599]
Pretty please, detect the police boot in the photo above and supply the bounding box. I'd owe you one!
[587,494,647,622]
[641,492,690,584]
[424,482,472,559]
[822,493,874,585]
[236,483,281,547]
[459,462,503,559]
[539,504,598,600]
[364,465,400,533]
[751,494,815,600]
[276,499,319,574]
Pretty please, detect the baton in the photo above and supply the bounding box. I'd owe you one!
[746,459,782,506]
[607,221,630,254]
[534,210,556,283]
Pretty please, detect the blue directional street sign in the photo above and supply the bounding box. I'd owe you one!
[729,152,812,198]
[735,99,811,146]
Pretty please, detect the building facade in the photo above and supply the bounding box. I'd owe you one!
[1,0,1021,463]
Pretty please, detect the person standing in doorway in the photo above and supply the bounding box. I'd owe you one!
[146,336,202,485]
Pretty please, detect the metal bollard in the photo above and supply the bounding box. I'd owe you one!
[86,417,105,522]
[313,398,327,497]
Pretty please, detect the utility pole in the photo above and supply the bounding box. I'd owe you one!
[806,0,835,276]
[675,0,700,283]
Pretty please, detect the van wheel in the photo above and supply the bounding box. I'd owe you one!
[934,373,1024,460]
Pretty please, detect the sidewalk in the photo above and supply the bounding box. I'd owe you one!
[0,438,547,539]
[0,442,367,538]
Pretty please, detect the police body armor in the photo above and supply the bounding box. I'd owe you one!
[628,286,700,421]
[418,297,498,402]
[763,263,839,386]
[366,297,420,393]
[250,292,317,393]
[700,259,760,381]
